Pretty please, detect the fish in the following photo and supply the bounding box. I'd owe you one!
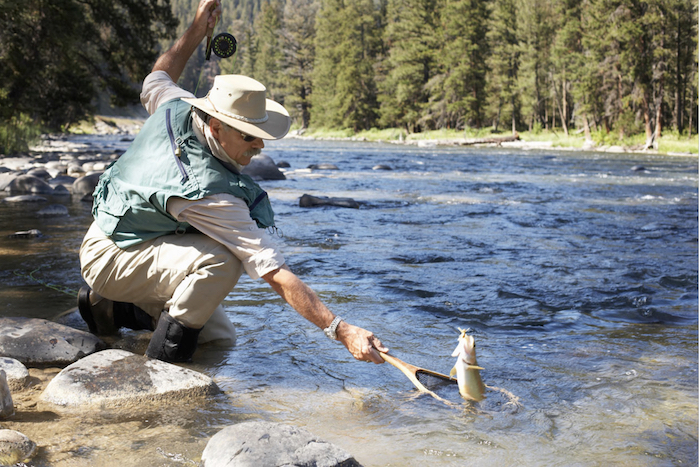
[450,328,486,402]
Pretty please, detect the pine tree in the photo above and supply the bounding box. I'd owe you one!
[311,0,381,130]
[281,0,319,128]
[486,0,521,134]
[379,0,440,132]
[430,0,490,129]
[251,0,285,101]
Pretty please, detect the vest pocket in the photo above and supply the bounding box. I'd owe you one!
[166,108,189,183]
[93,179,130,236]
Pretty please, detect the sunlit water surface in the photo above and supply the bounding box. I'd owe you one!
[0,136,697,466]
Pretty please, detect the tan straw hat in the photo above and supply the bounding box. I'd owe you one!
[182,75,290,140]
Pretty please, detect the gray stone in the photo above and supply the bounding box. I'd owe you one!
[372,164,393,170]
[72,172,103,196]
[40,349,218,409]
[0,172,19,191]
[0,371,13,419]
[202,421,362,467]
[0,358,29,391]
[36,204,70,217]
[26,168,51,180]
[7,175,54,195]
[0,317,106,367]
[241,154,286,181]
[2,195,47,203]
[0,430,37,465]
[51,184,71,196]
[299,194,360,209]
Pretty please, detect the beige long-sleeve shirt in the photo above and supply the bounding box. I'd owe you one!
[139,71,285,280]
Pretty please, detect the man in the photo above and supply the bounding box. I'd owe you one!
[77,0,387,364]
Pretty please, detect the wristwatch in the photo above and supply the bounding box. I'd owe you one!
[323,316,343,340]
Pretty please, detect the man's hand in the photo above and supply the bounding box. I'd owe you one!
[336,321,388,364]
[151,0,222,81]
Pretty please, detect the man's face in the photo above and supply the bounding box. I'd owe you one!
[210,118,264,166]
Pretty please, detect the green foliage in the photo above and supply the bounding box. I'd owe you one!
[0,113,42,155]
[0,0,178,132]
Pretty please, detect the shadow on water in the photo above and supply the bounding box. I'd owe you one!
[0,137,697,466]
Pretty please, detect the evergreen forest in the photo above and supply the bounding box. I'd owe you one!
[0,0,697,152]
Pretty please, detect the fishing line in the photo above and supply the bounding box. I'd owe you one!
[13,267,78,298]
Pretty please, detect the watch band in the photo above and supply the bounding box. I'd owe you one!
[323,316,343,340]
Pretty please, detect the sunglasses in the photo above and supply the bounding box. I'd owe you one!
[240,132,257,142]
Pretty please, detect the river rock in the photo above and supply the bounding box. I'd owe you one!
[36,204,69,217]
[7,175,54,195]
[0,172,19,191]
[299,194,360,209]
[308,163,339,170]
[0,371,13,419]
[372,164,393,170]
[241,154,286,180]
[40,349,218,409]
[72,172,103,196]
[0,358,29,391]
[0,430,37,465]
[0,317,106,367]
[25,168,51,180]
[276,161,291,168]
[2,195,47,203]
[7,229,42,239]
[201,421,362,467]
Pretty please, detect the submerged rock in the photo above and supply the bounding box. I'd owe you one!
[241,154,286,180]
[300,194,360,209]
[201,421,362,467]
[0,430,37,465]
[41,349,218,409]
[0,317,106,367]
[308,163,339,170]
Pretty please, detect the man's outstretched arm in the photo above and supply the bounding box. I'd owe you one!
[263,266,388,364]
[152,0,221,82]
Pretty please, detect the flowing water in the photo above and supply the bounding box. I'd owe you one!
[0,136,697,466]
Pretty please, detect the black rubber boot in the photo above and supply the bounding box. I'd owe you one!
[78,286,155,335]
[145,311,202,363]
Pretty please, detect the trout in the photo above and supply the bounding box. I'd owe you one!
[450,329,486,401]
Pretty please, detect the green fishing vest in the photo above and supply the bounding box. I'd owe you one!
[92,98,275,248]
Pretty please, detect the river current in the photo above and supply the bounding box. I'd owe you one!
[0,136,697,466]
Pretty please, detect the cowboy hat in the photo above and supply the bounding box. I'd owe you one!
[182,75,290,140]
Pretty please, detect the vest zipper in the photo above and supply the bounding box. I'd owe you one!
[166,108,189,183]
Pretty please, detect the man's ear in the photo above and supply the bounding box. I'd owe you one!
[209,118,221,139]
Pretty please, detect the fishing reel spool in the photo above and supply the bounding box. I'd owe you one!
[206,33,237,60]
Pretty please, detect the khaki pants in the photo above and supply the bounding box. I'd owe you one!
[79,222,238,342]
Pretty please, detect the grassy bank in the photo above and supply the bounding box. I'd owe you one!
[297,126,699,155]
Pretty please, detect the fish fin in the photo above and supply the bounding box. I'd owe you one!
[450,366,456,378]
[466,365,484,370]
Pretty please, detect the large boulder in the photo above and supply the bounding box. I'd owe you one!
[40,349,218,409]
[7,175,54,195]
[0,317,106,367]
[241,154,286,180]
[202,420,362,467]
[0,371,13,419]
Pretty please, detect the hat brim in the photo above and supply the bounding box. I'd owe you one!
[182,96,291,140]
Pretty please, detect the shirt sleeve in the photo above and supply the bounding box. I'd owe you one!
[167,193,286,280]
[140,71,195,116]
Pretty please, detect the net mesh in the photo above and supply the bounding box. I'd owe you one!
[415,370,457,391]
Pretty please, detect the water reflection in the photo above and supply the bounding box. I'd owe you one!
[0,137,697,466]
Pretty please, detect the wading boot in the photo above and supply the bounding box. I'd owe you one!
[78,286,156,335]
[145,311,201,363]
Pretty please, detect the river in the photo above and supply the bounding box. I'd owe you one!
[0,136,697,466]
